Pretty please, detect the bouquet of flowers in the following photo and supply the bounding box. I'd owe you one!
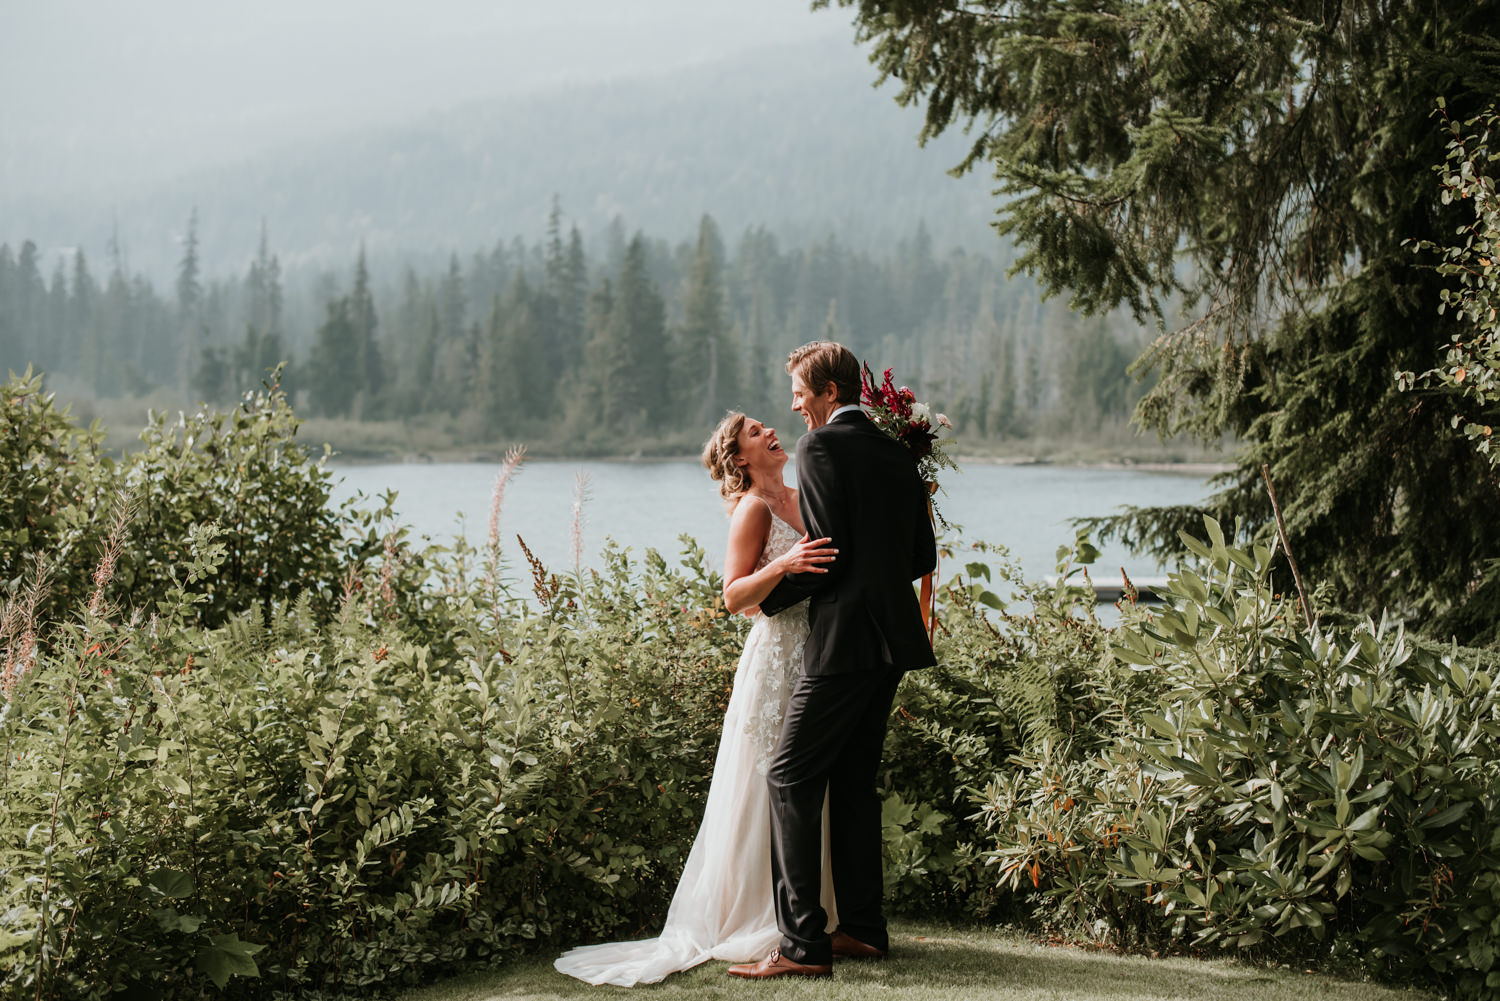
[859,363,958,490]
[861,363,955,636]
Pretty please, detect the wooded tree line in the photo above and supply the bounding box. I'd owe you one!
[0,205,1147,451]
[827,0,1499,641]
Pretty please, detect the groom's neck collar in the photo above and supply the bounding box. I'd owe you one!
[828,404,863,422]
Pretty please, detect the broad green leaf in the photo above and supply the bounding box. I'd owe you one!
[196,933,263,988]
[1421,801,1475,829]
[1112,644,1157,667]
[1178,570,1209,604]
[1349,685,1370,715]
[148,868,194,899]
[1347,805,1381,833]
[1142,713,1178,739]
[1203,516,1226,553]
[152,907,204,933]
[1178,531,1212,561]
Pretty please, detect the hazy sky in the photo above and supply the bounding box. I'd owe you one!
[0,0,856,199]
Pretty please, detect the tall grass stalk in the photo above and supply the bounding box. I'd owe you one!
[485,445,526,591]
[1,554,49,703]
[570,471,590,577]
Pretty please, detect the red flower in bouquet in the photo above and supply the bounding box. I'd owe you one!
[859,363,957,637]
[859,363,957,489]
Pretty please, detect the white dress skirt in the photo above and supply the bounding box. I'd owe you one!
[554,514,836,986]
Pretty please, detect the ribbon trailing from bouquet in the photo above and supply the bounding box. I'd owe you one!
[919,483,937,642]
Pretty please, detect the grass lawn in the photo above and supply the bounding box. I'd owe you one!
[394,921,1434,1001]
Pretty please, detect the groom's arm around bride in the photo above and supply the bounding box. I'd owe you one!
[758,377,936,675]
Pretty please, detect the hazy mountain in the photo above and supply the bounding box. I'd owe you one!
[0,0,851,199]
[3,37,1001,278]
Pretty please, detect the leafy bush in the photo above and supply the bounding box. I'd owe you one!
[8,373,1495,999]
[0,369,395,631]
[0,368,114,619]
[927,520,1500,999]
[878,535,1145,919]
[1,517,745,998]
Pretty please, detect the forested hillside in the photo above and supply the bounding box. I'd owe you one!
[0,205,1153,456]
[2,38,997,278]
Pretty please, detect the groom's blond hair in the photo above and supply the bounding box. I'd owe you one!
[786,341,860,405]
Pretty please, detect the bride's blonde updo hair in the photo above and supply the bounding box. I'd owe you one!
[702,411,752,507]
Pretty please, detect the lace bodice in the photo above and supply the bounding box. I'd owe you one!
[755,510,803,572]
[742,510,809,774]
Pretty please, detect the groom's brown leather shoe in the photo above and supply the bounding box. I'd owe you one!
[831,930,889,960]
[726,948,832,979]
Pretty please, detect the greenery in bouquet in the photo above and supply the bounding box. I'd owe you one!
[859,363,959,489]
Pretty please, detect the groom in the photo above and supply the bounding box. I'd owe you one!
[728,341,937,980]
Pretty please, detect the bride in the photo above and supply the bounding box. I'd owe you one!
[554,412,839,986]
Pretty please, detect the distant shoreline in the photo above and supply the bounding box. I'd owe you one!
[950,455,1234,475]
[323,451,1234,477]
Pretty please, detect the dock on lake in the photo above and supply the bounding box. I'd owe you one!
[1040,577,1169,603]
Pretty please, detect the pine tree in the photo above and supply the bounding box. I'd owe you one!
[307,296,358,417]
[387,268,425,412]
[483,272,551,433]
[569,279,617,438]
[430,255,476,414]
[175,209,201,317]
[70,250,101,391]
[730,227,787,421]
[608,235,669,431]
[44,258,68,374]
[239,225,285,392]
[894,222,942,337]
[831,0,1500,636]
[349,247,384,417]
[983,330,1017,438]
[193,344,229,402]
[481,293,519,426]
[246,224,284,343]
[543,205,588,400]
[174,208,204,393]
[14,241,44,368]
[676,215,737,424]
[99,231,132,396]
[0,245,15,371]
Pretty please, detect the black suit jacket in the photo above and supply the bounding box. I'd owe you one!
[760,410,938,676]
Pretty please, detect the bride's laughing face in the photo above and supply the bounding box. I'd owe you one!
[735,419,786,481]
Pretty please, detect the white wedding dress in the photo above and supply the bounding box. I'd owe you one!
[554,512,836,986]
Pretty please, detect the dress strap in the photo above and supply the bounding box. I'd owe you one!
[745,493,798,536]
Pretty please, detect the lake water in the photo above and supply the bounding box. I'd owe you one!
[328,458,1217,587]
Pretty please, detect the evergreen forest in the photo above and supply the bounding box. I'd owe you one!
[0,206,1157,457]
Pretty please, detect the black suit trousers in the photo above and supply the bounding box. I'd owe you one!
[767,667,903,965]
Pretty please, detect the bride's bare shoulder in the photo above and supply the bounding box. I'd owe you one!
[728,494,773,536]
[724,495,774,585]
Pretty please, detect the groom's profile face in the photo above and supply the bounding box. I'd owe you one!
[791,372,839,431]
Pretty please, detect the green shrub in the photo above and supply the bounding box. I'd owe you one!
[879,536,1141,919]
[0,368,114,619]
[942,519,1500,998]
[0,507,747,997]
[0,369,397,632]
[8,373,1494,999]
